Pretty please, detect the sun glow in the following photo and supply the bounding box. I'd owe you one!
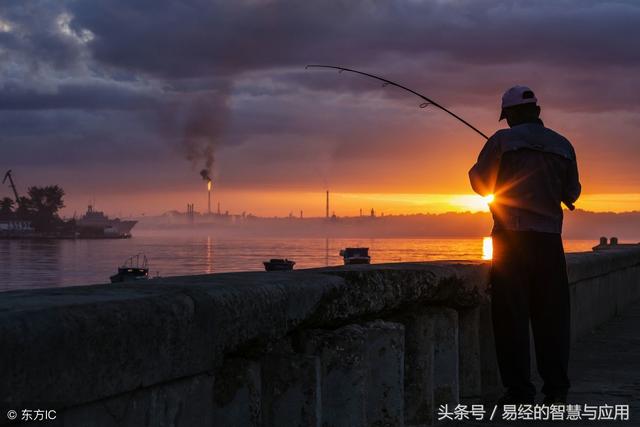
[448,194,494,212]
[482,236,493,260]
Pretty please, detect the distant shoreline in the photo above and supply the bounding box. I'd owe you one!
[130,210,640,241]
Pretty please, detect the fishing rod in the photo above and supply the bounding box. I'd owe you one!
[305,64,489,140]
[305,64,576,211]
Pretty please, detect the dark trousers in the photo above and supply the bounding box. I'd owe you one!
[490,230,571,398]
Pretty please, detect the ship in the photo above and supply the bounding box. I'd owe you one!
[76,205,137,238]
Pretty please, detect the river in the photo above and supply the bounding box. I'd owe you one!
[0,231,596,292]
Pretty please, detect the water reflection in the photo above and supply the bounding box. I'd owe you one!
[206,235,213,274]
[0,239,63,292]
[0,234,593,292]
[482,236,493,260]
[325,237,329,267]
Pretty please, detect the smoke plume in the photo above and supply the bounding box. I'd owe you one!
[200,168,211,182]
[161,84,230,181]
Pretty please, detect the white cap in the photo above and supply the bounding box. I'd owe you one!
[500,85,538,120]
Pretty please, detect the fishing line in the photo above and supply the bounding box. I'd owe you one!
[305,64,489,140]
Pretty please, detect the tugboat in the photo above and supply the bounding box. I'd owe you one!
[339,247,371,265]
[263,258,295,271]
[110,254,150,283]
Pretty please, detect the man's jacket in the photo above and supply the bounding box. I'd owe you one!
[469,120,581,234]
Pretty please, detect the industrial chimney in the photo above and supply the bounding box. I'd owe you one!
[325,190,329,219]
[207,180,212,215]
[200,169,213,216]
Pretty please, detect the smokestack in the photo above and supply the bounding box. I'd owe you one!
[201,169,212,215]
[326,190,329,219]
[208,184,211,215]
[187,203,194,224]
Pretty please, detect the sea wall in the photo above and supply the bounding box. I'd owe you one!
[1,246,639,426]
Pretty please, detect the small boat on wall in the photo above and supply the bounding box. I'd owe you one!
[339,247,371,265]
[110,254,150,283]
[263,259,295,271]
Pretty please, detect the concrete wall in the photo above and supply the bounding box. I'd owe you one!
[1,247,639,426]
[567,249,640,343]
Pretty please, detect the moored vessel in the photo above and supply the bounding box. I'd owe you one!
[110,254,149,283]
[76,205,137,238]
[263,258,295,271]
[339,247,371,265]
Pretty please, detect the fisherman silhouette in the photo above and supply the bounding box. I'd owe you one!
[469,86,581,405]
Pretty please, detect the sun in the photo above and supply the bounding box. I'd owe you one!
[483,194,495,204]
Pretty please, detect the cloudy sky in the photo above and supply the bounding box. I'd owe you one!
[1,0,639,217]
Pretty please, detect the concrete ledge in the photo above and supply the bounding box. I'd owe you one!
[301,324,367,427]
[430,308,459,407]
[261,353,321,427]
[401,311,435,426]
[361,320,405,426]
[2,247,640,423]
[459,307,482,398]
[212,358,261,426]
[570,264,640,343]
[63,373,214,427]
[0,263,484,409]
[567,247,640,283]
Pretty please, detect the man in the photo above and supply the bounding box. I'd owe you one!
[469,86,581,404]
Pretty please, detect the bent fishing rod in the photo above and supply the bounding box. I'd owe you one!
[305,64,489,140]
[305,64,576,211]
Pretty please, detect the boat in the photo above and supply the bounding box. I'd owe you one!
[339,247,371,265]
[0,220,35,238]
[76,205,137,238]
[110,254,150,283]
[263,258,295,271]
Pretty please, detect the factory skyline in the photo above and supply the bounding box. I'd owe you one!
[4,167,639,220]
[40,187,640,221]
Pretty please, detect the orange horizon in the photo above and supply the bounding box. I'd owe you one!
[57,190,640,218]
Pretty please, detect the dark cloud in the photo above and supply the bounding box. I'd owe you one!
[66,0,640,77]
[0,1,83,71]
[0,81,158,110]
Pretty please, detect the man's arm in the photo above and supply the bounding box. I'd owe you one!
[563,151,581,209]
[469,136,501,196]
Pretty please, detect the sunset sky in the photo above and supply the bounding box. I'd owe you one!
[1,0,639,217]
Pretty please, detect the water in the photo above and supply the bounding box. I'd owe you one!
[0,231,596,292]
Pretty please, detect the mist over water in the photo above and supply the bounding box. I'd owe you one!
[0,231,596,292]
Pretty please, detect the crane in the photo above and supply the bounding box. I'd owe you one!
[2,170,20,203]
